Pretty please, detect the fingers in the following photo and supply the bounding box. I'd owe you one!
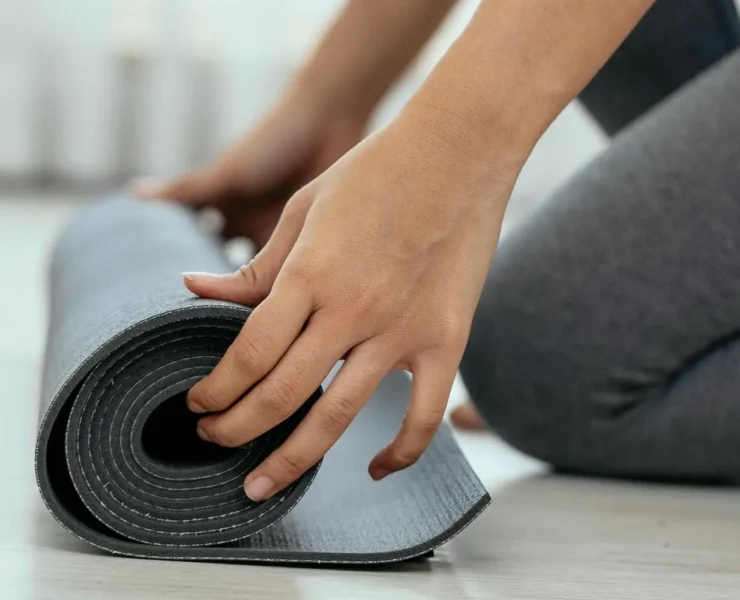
[183,190,314,304]
[195,317,352,448]
[368,355,456,480]
[450,402,488,431]
[186,278,313,414]
[132,171,218,207]
[182,265,270,307]
[182,254,281,306]
[242,343,392,501]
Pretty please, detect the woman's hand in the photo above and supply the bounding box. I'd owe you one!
[134,83,367,248]
[182,108,524,502]
[132,0,463,248]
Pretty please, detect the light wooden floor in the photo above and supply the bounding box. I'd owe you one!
[2,193,740,599]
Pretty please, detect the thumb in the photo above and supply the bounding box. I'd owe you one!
[182,189,313,305]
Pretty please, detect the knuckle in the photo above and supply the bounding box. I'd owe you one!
[346,285,382,319]
[272,451,306,480]
[389,447,420,469]
[207,422,242,448]
[195,382,227,412]
[232,334,268,371]
[411,413,443,436]
[316,394,357,434]
[237,261,264,292]
[261,378,300,417]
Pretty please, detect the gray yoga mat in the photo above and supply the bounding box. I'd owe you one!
[35,195,490,565]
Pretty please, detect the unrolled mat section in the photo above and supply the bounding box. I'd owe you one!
[35,195,490,564]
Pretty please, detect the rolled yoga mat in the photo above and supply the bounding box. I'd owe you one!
[35,195,490,565]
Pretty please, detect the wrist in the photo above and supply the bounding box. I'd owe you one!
[397,97,532,193]
[365,108,520,232]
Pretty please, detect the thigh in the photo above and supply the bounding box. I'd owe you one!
[461,50,740,480]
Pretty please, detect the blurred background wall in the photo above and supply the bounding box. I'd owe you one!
[0,0,609,215]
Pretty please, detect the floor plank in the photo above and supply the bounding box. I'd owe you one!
[2,193,739,599]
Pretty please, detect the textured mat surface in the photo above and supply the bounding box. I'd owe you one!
[35,196,490,565]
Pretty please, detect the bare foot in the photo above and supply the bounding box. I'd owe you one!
[450,402,488,431]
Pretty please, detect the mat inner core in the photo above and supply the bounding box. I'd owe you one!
[141,392,234,468]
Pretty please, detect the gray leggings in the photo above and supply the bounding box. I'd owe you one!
[460,49,740,482]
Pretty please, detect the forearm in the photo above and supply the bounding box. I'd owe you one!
[406,0,656,163]
[293,0,458,118]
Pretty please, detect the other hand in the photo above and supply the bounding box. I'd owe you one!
[134,84,367,248]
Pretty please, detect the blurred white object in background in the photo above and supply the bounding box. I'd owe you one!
[45,0,118,183]
[127,0,191,179]
[0,0,607,211]
[0,0,41,176]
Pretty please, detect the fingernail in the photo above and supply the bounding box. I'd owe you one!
[245,475,274,502]
[196,423,211,441]
[182,271,217,280]
[188,399,206,413]
[372,468,392,480]
[181,272,231,283]
[187,391,207,413]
